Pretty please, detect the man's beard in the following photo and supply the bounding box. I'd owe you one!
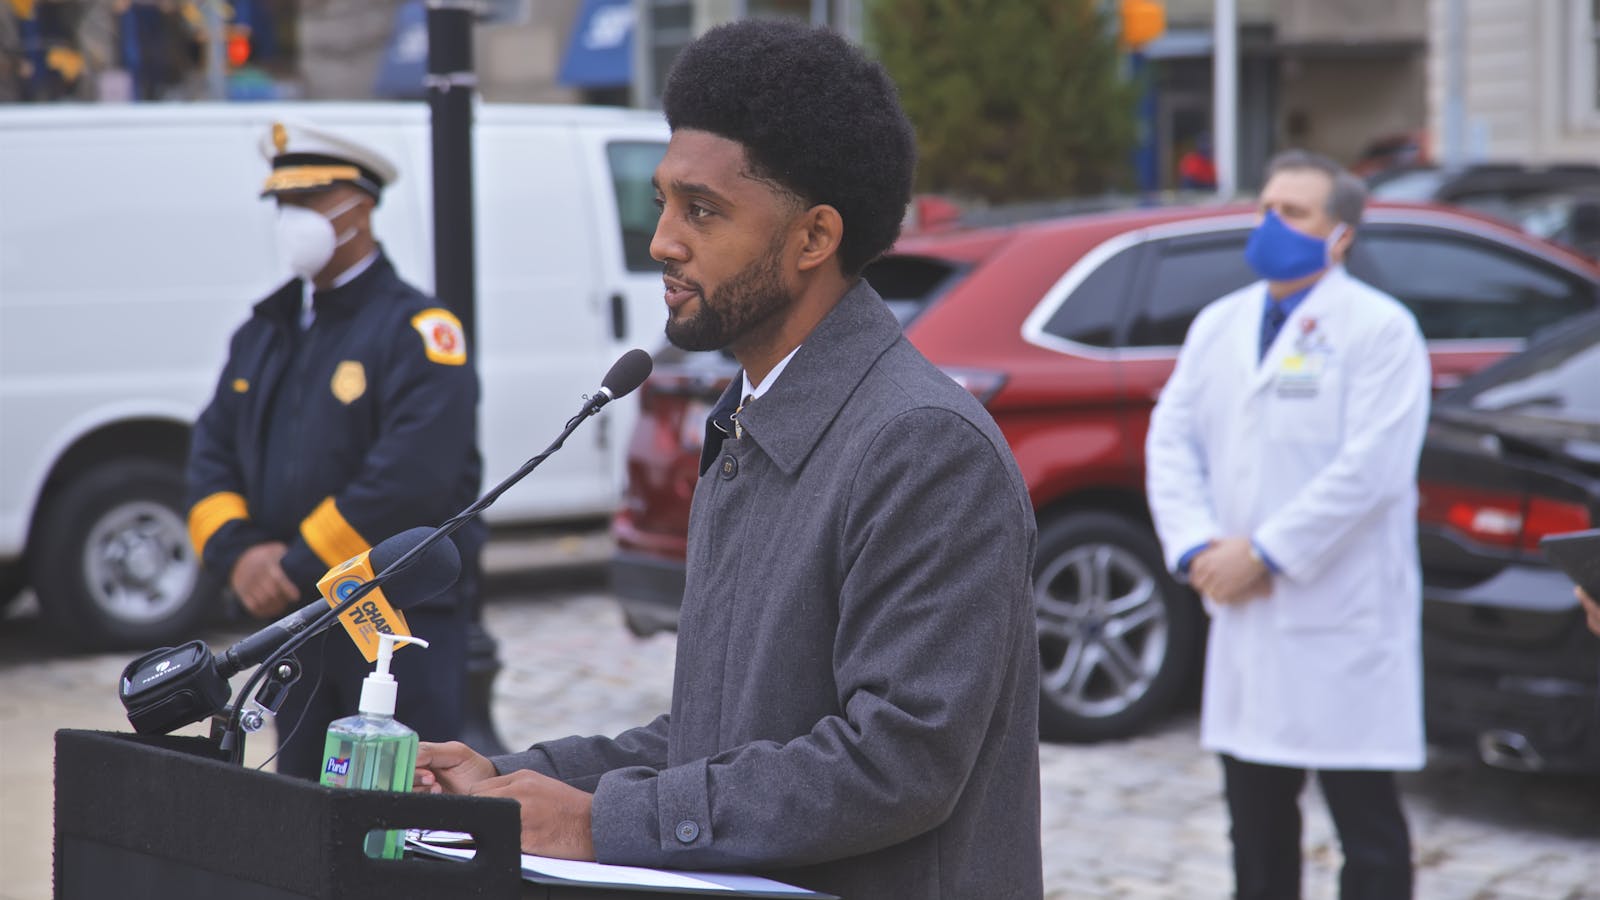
[665,238,793,352]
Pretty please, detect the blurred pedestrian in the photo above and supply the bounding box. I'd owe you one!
[1146,149,1430,900]
[1178,133,1218,190]
[185,121,484,778]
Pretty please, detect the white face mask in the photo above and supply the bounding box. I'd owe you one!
[274,198,362,280]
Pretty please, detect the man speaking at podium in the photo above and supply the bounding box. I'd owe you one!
[415,19,1043,899]
[185,122,484,778]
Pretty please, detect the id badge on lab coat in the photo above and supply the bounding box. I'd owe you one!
[1268,339,1340,441]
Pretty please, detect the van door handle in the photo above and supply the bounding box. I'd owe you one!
[610,293,627,341]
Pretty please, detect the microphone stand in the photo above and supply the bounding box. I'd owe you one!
[217,387,623,765]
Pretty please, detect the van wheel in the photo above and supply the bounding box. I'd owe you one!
[32,460,218,650]
[1034,511,1202,742]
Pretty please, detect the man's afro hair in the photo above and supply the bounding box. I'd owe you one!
[660,19,916,277]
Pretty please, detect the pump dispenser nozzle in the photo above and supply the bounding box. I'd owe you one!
[358,632,429,717]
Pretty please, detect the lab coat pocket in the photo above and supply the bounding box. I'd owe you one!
[1273,557,1378,632]
[1266,363,1342,444]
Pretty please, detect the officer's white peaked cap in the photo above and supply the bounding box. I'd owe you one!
[259,120,399,201]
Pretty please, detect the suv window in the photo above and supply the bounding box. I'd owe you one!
[1126,230,1255,347]
[1040,242,1140,348]
[862,254,964,326]
[1349,227,1595,341]
[606,141,668,273]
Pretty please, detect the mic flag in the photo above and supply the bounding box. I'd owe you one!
[319,550,406,664]
[316,526,461,663]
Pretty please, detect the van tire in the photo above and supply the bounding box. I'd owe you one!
[32,459,218,650]
[1033,511,1203,742]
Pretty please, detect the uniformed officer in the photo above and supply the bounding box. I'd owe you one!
[186,121,484,778]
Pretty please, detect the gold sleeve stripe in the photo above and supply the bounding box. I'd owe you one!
[299,497,371,568]
[188,492,249,557]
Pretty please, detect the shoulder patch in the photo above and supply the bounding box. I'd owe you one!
[410,308,467,366]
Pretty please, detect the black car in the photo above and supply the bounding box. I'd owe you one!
[1419,314,1600,773]
[1370,162,1600,260]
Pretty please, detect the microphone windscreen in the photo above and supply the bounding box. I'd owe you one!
[602,348,654,400]
[368,527,462,609]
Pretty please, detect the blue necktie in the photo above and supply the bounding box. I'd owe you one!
[1260,302,1288,361]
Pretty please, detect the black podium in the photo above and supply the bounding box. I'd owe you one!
[55,729,524,899]
[55,730,819,900]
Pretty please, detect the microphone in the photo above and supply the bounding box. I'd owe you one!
[593,347,654,409]
[216,527,459,677]
[119,529,460,735]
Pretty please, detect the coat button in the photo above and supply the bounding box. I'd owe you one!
[675,820,700,843]
[720,456,738,480]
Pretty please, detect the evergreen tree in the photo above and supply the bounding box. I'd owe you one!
[869,0,1137,203]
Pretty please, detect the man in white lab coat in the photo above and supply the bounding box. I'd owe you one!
[1146,150,1430,900]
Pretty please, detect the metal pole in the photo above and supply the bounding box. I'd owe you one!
[203,0,228,100]
[426,0,507,757]
[427,0,478,341]
[1441,0,1467,168]
[1212,0,1238,199]
[632,0,651,108]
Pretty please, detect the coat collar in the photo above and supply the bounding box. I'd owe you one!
[710,279,903,477]
[1250,266,1349,393]
[254,248,399,326]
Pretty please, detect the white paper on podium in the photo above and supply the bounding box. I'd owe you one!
[406,832,822,895]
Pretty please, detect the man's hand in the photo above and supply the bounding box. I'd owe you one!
[230,542,298,618]
[1191,537,1271,605]
[471,769,596,861]
[1577,587,1600,637]
[414,741,499,795]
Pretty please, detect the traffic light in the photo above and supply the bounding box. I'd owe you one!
[1119,0,1165,50]
[226,24,253,68]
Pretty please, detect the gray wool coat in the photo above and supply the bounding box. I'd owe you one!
[492,280,1043,899]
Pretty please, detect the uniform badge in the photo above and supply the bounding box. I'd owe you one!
[410,308,467,366]
[331,360,367,405]
[232,378,249,393]
[271,122,289,154]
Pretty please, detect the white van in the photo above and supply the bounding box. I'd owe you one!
[0,102,669,648]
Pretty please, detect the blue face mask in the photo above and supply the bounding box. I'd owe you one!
[1244,209,1345,282]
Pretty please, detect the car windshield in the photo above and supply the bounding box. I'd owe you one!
[1454,314,1600,460]
[1369,169,1449,201]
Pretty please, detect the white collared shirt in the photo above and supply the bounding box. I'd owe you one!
[300,250,380,329]
[742,344,802,402]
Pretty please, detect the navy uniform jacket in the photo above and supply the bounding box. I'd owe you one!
[186,251,483,610]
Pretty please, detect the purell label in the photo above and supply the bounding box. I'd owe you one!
[324,756,351,778]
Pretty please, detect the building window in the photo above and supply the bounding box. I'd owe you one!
[1568,0,1600,126]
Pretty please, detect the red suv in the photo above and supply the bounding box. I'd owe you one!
[611,202,1600,742]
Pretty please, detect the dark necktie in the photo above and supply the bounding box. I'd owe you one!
[1260,302,1288,361]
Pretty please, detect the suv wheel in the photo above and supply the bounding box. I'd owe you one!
[1034,511,1201,742]
[32,459,219,650]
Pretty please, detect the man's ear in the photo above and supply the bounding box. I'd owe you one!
[1329,225,1355,265]
[795,204,844,273]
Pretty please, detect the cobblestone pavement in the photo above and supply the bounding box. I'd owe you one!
[3,570,1598,899]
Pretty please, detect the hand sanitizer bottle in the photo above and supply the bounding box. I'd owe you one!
[319,632,429,860]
